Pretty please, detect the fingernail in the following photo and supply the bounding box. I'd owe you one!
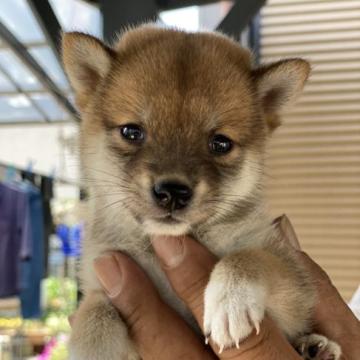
[279,215,301,250]
[94,254,123,298]
[151,236,185,268]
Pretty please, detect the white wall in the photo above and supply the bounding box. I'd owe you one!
[0,122,79,181]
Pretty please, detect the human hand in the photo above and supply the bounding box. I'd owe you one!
[276,215,360,360]
[93,236,301,359]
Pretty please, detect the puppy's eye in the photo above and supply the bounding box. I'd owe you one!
[119,124,145,143]
[209,134,233,155]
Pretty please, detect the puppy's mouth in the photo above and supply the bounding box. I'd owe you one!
[142,212,190,236]
[154,213,182,225]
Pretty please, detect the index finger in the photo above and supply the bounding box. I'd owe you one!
[151,235,301,360]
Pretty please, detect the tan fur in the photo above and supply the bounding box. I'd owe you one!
[205,244,315,340]
[69,291,139,360]
[62,25,322,360]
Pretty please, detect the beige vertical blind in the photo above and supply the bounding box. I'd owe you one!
[261,0,360,301]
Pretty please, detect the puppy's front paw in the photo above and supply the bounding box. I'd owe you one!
[204,276,266,352]
[69,292,139,360]
[295,334,342,360]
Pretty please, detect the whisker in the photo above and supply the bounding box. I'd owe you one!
[96,198,129,212]
[80,177,131,188]
[203,201,233,214]
[86,192,137,201]
[82,166,131,183]
[80,177,124,184]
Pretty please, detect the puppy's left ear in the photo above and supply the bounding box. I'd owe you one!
[253,58,310,132]
[62,32,115,112]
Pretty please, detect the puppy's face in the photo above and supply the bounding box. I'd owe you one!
[63,26,309,235]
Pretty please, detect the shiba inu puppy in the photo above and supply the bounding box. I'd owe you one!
[62,25,341,360]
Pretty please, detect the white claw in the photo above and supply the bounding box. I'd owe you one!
[318,341,325,349]
[204,277,266,357]
[205,337,209,345]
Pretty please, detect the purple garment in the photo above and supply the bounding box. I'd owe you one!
[19,183,44,318]
[0,182,32,297]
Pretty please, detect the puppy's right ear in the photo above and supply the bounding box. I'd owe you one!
[62,32,114,111]
[253,59,310,132]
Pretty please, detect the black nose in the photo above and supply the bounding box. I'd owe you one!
[152,181,193,210]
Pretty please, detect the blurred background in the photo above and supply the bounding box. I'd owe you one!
[0,0,359,359]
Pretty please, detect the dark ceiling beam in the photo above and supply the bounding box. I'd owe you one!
[101,0,158,43]
[26,0,62,61]
[82,0,99,5]
[216,0,266,40]
[87,0,265,12]
[0,21,78,121]
[157,0,219,10]
[90,0,226,11]
[100,0,266,42]
[248,12,261,63]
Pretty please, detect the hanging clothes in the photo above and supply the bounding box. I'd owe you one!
[0,182,31,297]
[0,180,45,318]
[19,182,44,318]
[21,171,54,278]
[40,176,54,278]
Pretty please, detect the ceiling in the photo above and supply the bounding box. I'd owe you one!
[0,0,101,125]
[0,0,223,125]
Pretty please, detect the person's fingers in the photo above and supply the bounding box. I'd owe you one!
[94,253,215,360]
[151,235,301,360]
[276,215,360,358]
